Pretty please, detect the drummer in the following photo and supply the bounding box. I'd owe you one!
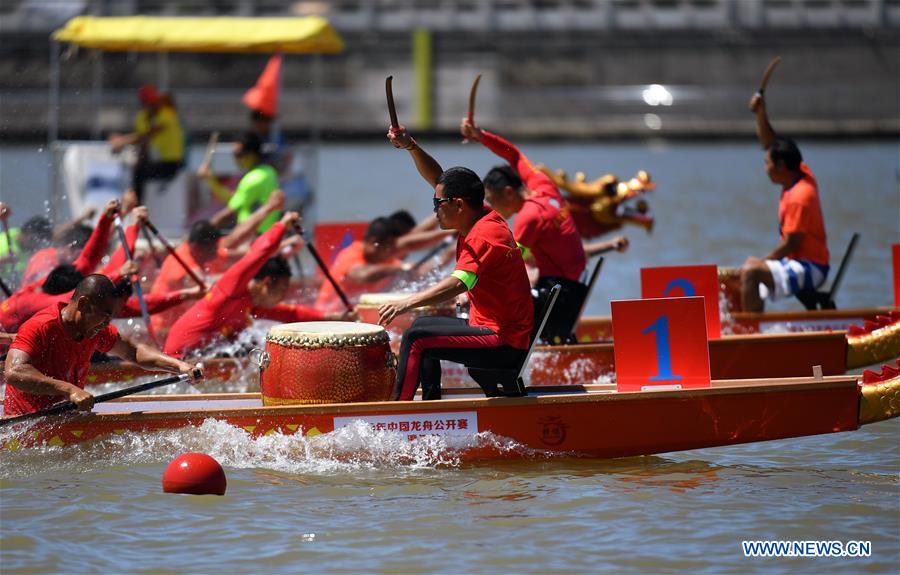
[163,212,347,358]
[3,274,200,417]
[314,216,412,314]
[380,125,533,401]
[739,92,829,312]
[460,119,587,344]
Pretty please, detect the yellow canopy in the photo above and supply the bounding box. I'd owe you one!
[53,16,344,54]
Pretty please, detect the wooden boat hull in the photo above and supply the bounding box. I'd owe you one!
[574,308,894,341]
[6,375,894,461]
[74,330,851,388]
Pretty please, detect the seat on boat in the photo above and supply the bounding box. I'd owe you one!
[795,233,859,310]
[468,284,562,398]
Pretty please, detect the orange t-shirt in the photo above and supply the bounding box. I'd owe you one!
[149,241,229,337]
[314,241,400,313]
[779,163,829,266]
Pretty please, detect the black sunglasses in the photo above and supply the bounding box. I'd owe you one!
[432,197,453,212]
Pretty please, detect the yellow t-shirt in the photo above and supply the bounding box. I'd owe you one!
[135,106,184,163]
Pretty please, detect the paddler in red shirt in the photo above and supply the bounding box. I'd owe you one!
[163,212,348,359]
[3,274,200,417]
[0,200,122,332]
[379,126,534,401]
[0,205,201,333]
[740,93,830,312]
[461,120,588,344]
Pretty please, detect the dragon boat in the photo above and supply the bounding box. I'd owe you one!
[3,363,898,460]
[15,308,893,389]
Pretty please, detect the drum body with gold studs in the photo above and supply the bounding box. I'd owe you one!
[256,322,396,405]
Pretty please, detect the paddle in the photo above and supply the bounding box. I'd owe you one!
[573,257,605,336]
[462,74,481,144]
[410,235,454,273]
[0,372,196,427]
[141,224,163,267]
[757,56,781,97]
[1,218,12,257]
[293,223,353,313]
[0,276,11,298]
[199,131,220,176]
[143,219,207,291]
[114,216,158,347]
[385,75,399,129]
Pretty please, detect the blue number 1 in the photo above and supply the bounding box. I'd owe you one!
[643,315,683,381]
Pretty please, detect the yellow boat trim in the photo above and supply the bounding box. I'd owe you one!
[859,376,900,426]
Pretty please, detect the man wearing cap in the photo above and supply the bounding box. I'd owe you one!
[109,84,185,210]
[206,132,281,233]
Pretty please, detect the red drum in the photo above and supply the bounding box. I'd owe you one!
[256,322,396,406]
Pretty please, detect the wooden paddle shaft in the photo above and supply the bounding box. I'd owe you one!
[295,224,353,312]
[143,220,207,291]
[115,217,157,346]
[0,373,193,427]
[2,219,13,256]
[386,75,399,129]
[200,131,220,173]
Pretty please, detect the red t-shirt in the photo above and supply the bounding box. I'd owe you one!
[22,247,60,286]
[455,209,534,349]
[0,216,117,332]
[3,302,118,416]
[314,241,401,313]
[149,240,229,338]
[163,223,323,358]
[779,163,829,266]
[480,130,586,282]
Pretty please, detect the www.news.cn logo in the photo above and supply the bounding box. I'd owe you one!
[742,540,872,558]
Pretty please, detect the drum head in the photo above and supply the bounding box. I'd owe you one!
[357,292,409,308]
[267,321,388,347]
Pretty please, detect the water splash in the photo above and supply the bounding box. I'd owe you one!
[0,419,545,480]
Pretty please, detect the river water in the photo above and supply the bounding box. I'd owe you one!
[0,139,898,573]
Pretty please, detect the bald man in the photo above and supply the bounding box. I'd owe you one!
[4,274,200,417]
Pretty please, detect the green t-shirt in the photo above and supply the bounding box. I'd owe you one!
[227,164,281,232]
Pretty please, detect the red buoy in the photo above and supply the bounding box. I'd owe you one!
[162,452,227,496]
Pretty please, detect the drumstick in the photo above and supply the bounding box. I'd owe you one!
[199,131,220,174]
[386,76,399,129]
[462,74,482,144]
[757,56,781,97]
[143,219,207,291]
[115,216,159,348]
[294,223,353,313]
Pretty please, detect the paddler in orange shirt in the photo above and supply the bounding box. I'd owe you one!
[739,92,830,312]
[314,216,413,314]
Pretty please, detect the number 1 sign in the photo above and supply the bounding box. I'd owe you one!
[611,296,711,392]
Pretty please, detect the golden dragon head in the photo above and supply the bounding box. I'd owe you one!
[537,166,655,239]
